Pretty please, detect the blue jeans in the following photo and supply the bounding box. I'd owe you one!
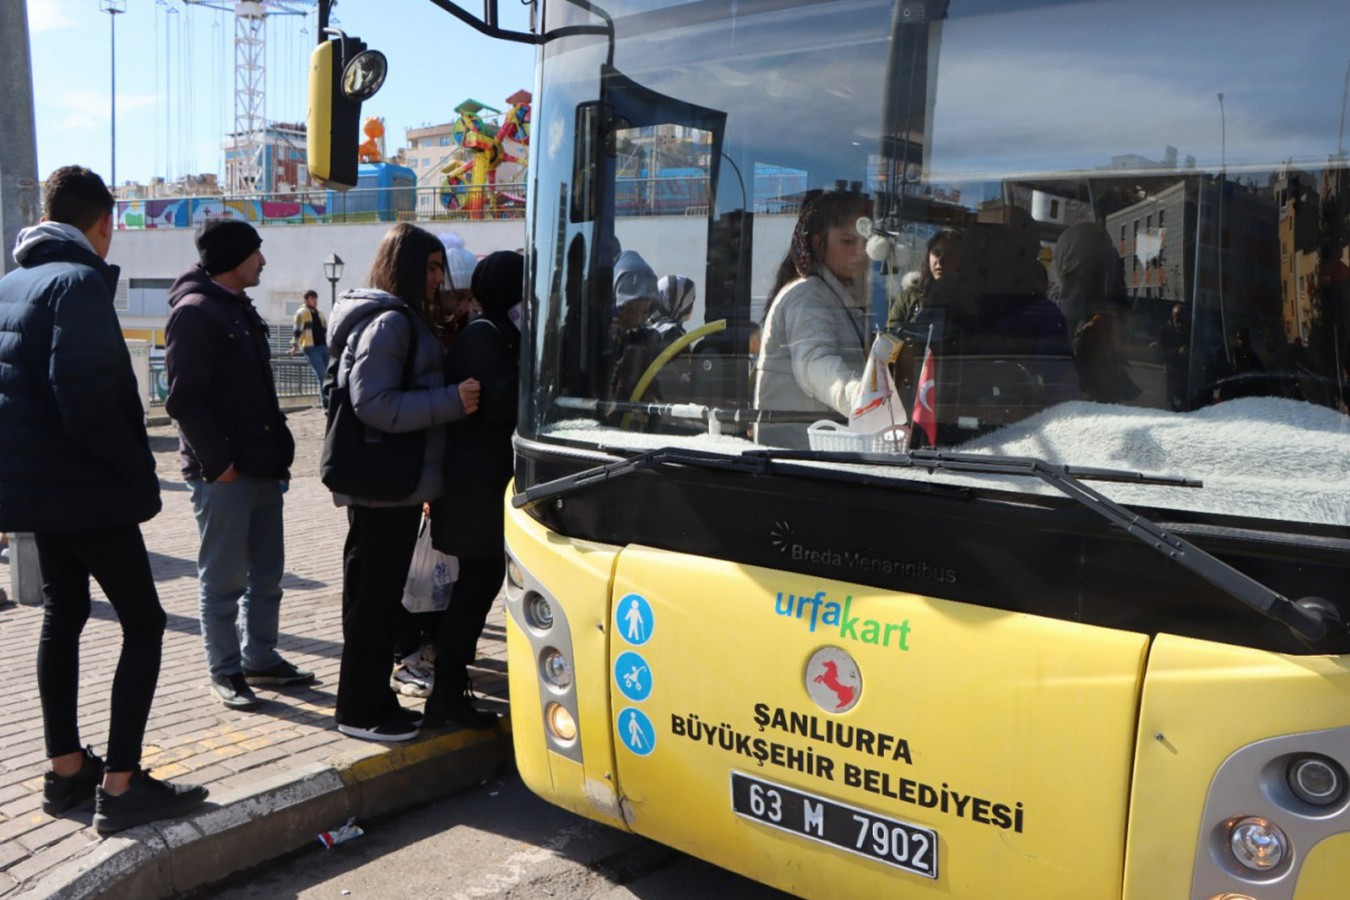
[303,345,329,409]
[188,475,286,679]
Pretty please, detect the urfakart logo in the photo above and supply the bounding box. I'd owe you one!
[769,521,957,586]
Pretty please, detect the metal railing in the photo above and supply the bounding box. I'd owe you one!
[115,183,530,229]
[147,351,323,407]
[113,174,805,229]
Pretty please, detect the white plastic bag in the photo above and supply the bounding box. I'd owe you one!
[850,332,907,435]
[401,517,457,613]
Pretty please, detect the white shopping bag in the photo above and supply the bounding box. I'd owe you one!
[401,516,458,614]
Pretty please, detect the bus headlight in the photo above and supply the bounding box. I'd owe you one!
[1287,755,1345,806]
[545,702,578,742]
[525,592,554,630]
[540,647,572,688]
[1228,817,1287,871]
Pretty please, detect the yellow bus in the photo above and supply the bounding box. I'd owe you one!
[317,1,1350,896]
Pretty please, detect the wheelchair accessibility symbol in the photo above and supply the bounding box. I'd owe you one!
[615,650,651,702]
[618,707,655,756]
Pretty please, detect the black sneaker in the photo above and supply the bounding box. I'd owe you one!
[210,672,261,710]
[93,769,209,835]
[336,719,420,742]
[242,658,315,687]
[43,746,105,815]
[387,705,423,727]
[424,692,498,730]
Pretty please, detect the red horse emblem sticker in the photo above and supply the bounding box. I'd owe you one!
[805,647,862,713]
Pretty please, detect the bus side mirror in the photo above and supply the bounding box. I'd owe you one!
[308,34,385,190]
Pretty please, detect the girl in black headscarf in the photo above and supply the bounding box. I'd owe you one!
[425,251,524,728]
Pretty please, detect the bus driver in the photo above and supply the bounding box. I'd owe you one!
[754,188,872,448]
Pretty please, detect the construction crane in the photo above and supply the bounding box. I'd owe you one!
[184,1,317,194]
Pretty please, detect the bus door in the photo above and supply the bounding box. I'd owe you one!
[606,545,1150,897]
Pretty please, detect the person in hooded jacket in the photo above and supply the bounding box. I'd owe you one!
[605,250,665,419]
[165,219,312,714]
[327,223,481,741]
[424,251,523,729]
[0,166,207,834]
[387,234,482,700]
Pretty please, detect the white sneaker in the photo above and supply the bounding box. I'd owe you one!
[0,546,8,563]
[392,661,433,697]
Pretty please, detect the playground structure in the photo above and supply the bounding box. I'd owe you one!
[439,90,532,219]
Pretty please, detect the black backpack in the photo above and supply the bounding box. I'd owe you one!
[319,306,427,501]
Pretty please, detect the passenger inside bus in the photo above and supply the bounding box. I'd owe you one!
[885,228,963,331]
[605,250,665,415]
[1049,222,1140,403]
[754,189,871,448]
[1153,302,1192,411]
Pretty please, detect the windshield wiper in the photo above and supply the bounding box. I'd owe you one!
[743,447,1345,648]
[512,447,775,511]
[512,445,1346,649]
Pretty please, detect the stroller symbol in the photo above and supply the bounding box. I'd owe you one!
[622,665,648,692]
[614,651,652,701]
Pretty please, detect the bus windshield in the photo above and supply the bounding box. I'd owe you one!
[522,0,1350,529]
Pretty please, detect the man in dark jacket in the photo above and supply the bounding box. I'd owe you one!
[165,218,312,711]
[0,166,207,834]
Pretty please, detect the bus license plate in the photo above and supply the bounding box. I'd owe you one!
[730,772,938,879]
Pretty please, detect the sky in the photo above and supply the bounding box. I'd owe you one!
[25,0,537,187]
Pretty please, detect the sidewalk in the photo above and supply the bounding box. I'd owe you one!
[0,407,513,899]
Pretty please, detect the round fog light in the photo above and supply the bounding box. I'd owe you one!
[1229,817,1287,871]
[1288,755,1345,806]
[545,702,577,742]
[525,593,554,630]
[540,647,572,688]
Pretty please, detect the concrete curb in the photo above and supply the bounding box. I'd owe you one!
[26,722,514,900]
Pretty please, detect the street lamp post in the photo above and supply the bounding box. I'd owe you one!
[100,1,126,190]
[323,253,345,310]
[1216,91,1230,363]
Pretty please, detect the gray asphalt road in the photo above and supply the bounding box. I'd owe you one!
[200,773,795,899]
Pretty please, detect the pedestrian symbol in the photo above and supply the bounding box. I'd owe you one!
[618,707,655,756]
[614,650,652,702]
[616,593,654,646]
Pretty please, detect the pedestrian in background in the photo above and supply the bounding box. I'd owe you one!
[289,288,330,410]
[327,223,480,742]
[426,250,524,729]
[0,166,207,833]
[165,219,314,712]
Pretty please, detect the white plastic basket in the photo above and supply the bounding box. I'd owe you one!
[807,421,910,454]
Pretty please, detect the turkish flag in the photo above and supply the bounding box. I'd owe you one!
[912,345,938,448]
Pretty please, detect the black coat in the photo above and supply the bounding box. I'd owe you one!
[430,317,518,558]
[0,236,160,532]
[164,266,295,481]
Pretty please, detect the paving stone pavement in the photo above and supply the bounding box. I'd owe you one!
[0,406,513,899]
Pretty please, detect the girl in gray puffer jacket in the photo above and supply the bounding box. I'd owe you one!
[327,223,480,742]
